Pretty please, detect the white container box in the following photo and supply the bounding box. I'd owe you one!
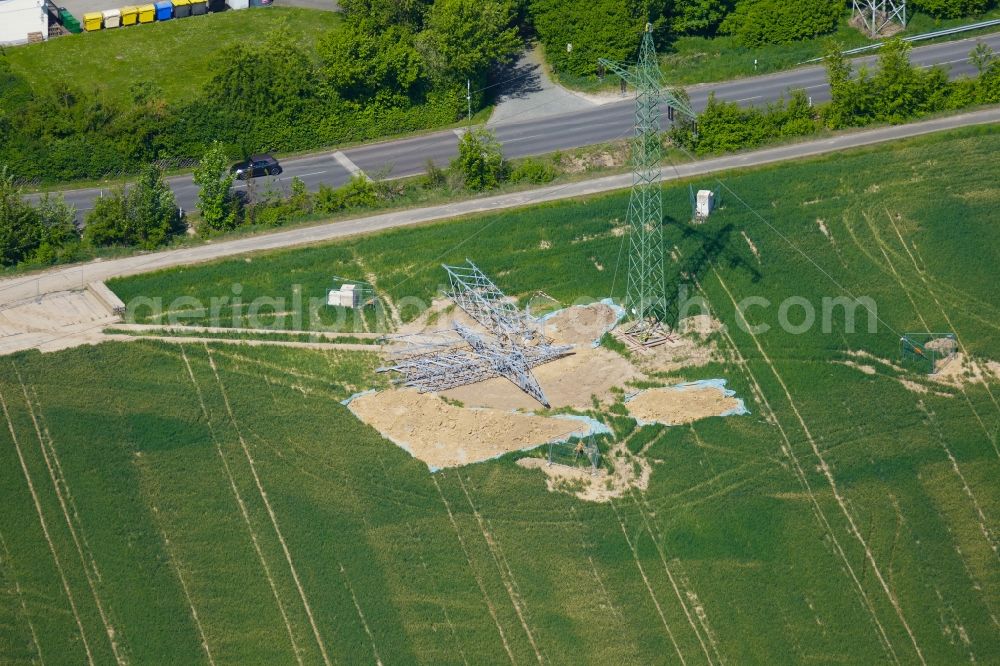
[696,190,714,218]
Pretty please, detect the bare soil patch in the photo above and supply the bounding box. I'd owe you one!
[627,385,741,426]
[516,439,650,503]
[677,314,723,338]
[441,346,642,411]
[930,352,989,387]
[817,219,833,242]
[836,360,877,375]
[900,379,929,394]
[347,389,591,469]
[396,298,482,336]
[539,302,620,345]
[742,231,760,261]
[636,321,721,374]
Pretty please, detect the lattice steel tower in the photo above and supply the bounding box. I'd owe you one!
[852,0,907,37]
[600,24,695,342]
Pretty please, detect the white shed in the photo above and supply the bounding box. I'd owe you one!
[0,0,48,45]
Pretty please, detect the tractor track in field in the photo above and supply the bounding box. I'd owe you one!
[918,402,999,559]
[13,365,127,666]
[456,475,545,664]
[917,401,1000,629]
[370,452,469,664]
[339,561,382,665]
[432,475,517,664]
[695,275,901,664]
[27,384,103,585]
[710,264,927,664]
[179,346,306,666]
[0,528,44,664]
[204,346,334,666]
[851,390,1000,634]
[0,386,95,666]
[609,498,688,665]
[630,489,724,666]
[566,503,639,664]
[151,520,216,666]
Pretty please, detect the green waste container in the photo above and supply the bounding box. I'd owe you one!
[59,7,83,32]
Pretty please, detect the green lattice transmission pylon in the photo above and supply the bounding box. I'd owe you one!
[600,24,696,339]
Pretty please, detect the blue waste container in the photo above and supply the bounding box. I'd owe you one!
[154,0,172,19]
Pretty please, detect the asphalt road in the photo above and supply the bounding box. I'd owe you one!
[4,106,998,318]
[44,33,1000,217]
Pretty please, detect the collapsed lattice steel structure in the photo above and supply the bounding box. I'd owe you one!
[377,261,572,407]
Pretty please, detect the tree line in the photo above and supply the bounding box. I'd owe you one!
[0,0,521,184]
[671,40,1000,155]
[1,0,997,184]
[2,37,998,270]
[530,0,1000,77]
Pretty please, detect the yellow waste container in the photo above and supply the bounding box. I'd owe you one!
[120,6,138,25]
[172,0,191,16]
[83,11,103,30]
[137,3,155,22]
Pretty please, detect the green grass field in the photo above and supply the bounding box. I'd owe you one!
[2,7,341,105]
[2,126,998,663]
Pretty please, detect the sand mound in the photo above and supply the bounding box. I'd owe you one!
[627,385,742,425]
[540,303,620,345]
[348,389,591,469]
[925,337,958,353]
[441,346,642,411]
[639,334,719,373]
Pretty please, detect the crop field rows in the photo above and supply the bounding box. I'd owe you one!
[3,126,999,663]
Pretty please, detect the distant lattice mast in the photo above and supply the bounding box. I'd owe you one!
[600,24,695,342]
[852,0,906,36]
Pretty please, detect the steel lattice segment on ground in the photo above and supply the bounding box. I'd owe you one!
[378,263,572,406]
[443,260,542,345]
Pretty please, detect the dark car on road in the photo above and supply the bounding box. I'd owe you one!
[230,154,282,179]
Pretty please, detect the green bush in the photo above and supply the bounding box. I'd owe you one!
[0,168,78,267]
[720,0,842,47]
[675,90,819,155]
[84,164,180,249]
[451,128,508,190]
[670,0,735,36]
[909,0,990,18]
[193,141,239,233]
[510,158,557,184]
[825,38,953,128]
[973,46,1000,103]
[315,175,379,214]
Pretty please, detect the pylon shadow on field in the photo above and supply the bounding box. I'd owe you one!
[661,218,761,328]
